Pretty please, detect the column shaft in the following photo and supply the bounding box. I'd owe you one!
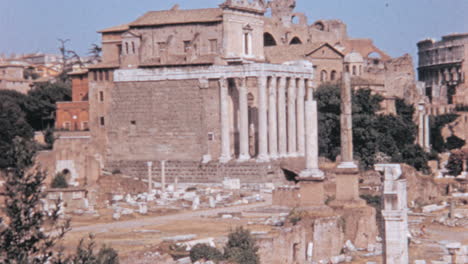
[338,72,356,168]
[268,77,278,159]
[299,100,324,178]
[278,77,287,157]
[257,76,269,162]
[288,78,297,156]
[219,78,231,163]
[238,78,250,161]
[297,79,305,156]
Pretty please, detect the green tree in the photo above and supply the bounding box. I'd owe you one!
[0,93,34,169]
[445,135,466,151]
[0,138,70,263]
[315,84,429,170]
[430,114,459,153]
[190,244,223,263]
[224,227,259,264]
[27,81,71,130]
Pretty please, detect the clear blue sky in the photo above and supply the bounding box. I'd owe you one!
[1,0,467,64]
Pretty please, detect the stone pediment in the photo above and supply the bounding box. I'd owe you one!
[122,30,141,39]
[306,43,344,59]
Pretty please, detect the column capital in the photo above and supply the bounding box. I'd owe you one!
[235,77,246,87]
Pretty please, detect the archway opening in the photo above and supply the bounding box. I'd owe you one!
[290,37,302,45]
[264,33,277,47]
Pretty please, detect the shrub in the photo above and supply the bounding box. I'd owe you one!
[97,245,120,264]
[446,151,464,176]
[224,227,259,264]
[51,172,68,188]
[445,135,466,150]
[189,244,223,263]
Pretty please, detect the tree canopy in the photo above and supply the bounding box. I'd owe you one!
[315,84,429,171]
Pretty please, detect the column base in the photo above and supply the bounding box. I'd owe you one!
[269,153,279,160]
[298,168,325,179]
[219,155,232,164]
[337,161,358,169]
[256,154,270,163]
[237,154,251,162]
[287,152,299,158]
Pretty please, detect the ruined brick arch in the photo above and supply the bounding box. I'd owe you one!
[290,37,302,45]
[367,51,383,60]
[264,32,277,46]
[314,21,325,31]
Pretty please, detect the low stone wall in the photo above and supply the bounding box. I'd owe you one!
[106,160,287,185]
[272,186,300,207]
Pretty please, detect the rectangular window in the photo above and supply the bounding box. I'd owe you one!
[100,117,105,126]
[105,71,109,81]
[82,122,89,130]
[209,39,217,53]
[184,41,191,53]
[98,71,103,81]
[93,71,97,81]
[244,33,249,55]
[99,91,104,102]
[158,42,167,55]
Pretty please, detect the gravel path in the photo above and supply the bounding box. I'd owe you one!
[70,197,272,233]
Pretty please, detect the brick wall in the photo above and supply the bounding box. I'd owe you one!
[107,79,215,161]
[106,160,287,184]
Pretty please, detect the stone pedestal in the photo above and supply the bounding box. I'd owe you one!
[297,178,332,213]
[330,168,366,208]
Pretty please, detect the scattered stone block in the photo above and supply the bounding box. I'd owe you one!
[162,234,197,242]
[138,203,148,215]
[345,240,357,252]
[223,178,240,190]
[192,196,200,210]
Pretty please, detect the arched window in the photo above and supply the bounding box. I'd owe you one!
[314,22,325,31]
[290,37,302,45]
[330,70,337,81]
[346,65,350,73]
[125,42,129,54]
[243,33,252,55]
[291,16,299,24]
[264,33,277,47]
[352,65,357,75]
[132,42,136,54]
[320,70,328,82]
[359,65,362,75]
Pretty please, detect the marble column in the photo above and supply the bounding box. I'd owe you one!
[268,76,278,159]
[161,160,166,192]
[288,78,297,156]
[306,79,314,101]
[297,78,306,156]
[424,114,430,151]
[338,72,357,169]
[219,78,231,163]
[238,78,250,161]
[257,76,269,162]
[417,105,425,148]
[278,77,288,157]
[147,161,153,193]
[299,100,324,178]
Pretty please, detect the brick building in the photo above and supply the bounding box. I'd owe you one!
[0,64,32,94]
[55,69,89,131]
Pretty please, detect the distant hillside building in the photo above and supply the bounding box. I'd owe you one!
[0,64,32,93]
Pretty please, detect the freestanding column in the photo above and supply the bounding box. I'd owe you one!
[338,72,357,169]
[161,160,166,192]
[238,78,250,161]
[268,76,278,159]
[288,78,297,156]
[278,77,287,157]
[297,78,306,156]
[219,78,231,163]
[424,114,430,151]
[147,161,153,193]
[299,100,324,178]
[257,76,269,162]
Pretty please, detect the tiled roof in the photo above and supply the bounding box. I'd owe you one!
[130,8,223,27]
[87,61,120,69]
[98,24,129,33]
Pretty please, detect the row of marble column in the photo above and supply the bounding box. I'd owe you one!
[219,76,314,163]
